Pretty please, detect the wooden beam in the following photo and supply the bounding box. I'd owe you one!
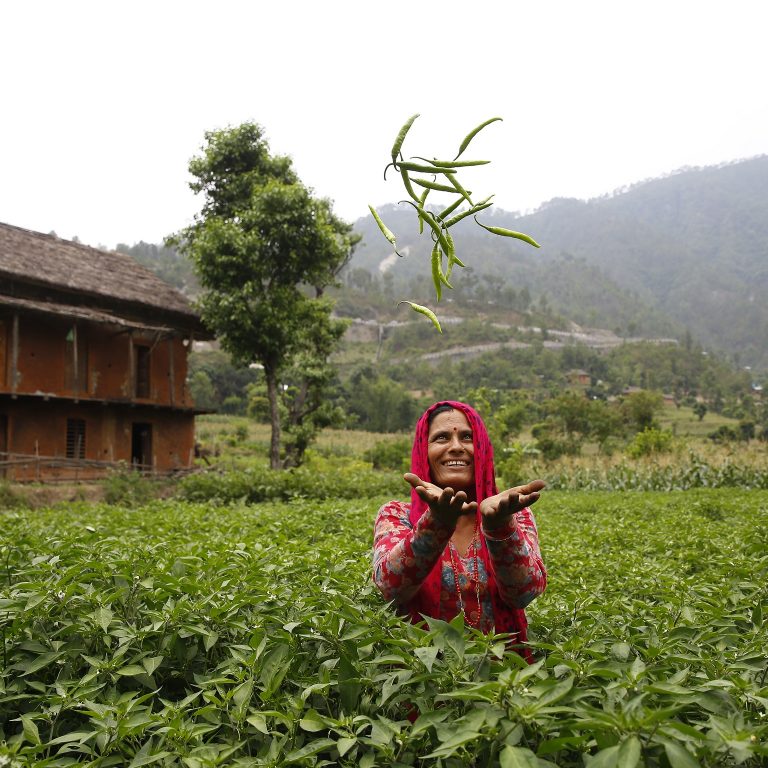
[168,338,175,407]
[11,313,19,394]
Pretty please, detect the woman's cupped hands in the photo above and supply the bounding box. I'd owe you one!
[404,473,545,531]
[479,480,546,532]
[403,473,476,526]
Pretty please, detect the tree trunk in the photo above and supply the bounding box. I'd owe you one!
[265,365,282,470]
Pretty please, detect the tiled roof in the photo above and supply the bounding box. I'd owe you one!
[0,222,209,335]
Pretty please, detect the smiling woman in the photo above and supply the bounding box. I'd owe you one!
[372,401,547,661]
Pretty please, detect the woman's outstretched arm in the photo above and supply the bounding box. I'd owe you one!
[372,500,453,605]
[479,480,547,608]
[484,507,547,608]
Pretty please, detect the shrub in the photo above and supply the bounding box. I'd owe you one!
[626,427,674,458]
[102,466,156,505]
[179,463,404,504]
[0,481,25,509]
[709,425,740,443]
[364,437,411,471]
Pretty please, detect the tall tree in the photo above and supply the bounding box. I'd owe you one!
[171,123,358,468]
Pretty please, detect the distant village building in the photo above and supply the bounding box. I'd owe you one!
[0,223,213,481]
[566,369,591,387]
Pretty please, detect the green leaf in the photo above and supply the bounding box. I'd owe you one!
[610,642,631,661]
[285,737,336,762]
[336,736,356,757]
[246,713,269,734]
[260,644,291,700]
[499,745,541,768]
[141,656,164,676]
[20,714,40,745]
[15,650,64,676]
[115,665,148,677]
[617,736,641,768]
[232,678,253,710]
[414,645,439,672]
[299,709,326,733]
[338,654,361,712]
[587,745,620,768]
[47,731,95,746]
[423,728,481,758]
[535,676,574,707]
[411,709,450,736]
[128,752,172,767]
[663,741,700,768]
[93,606,114,633]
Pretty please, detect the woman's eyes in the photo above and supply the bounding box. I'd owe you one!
[433,433,473,442]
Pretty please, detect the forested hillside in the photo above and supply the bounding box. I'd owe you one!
[353,155,768,368]
[123,156,768,372]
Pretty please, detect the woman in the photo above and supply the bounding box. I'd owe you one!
[373,401,546,659]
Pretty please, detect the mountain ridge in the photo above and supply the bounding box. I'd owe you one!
[350,155,768,369]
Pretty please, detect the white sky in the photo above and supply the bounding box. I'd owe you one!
[2,0,767,249]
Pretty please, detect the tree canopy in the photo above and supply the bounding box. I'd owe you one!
[172,122,358,468]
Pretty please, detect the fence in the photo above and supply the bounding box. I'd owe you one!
[0,452,193,483]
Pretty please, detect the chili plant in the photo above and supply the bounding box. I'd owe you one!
[369,114,541,332]
[1,490,766,765]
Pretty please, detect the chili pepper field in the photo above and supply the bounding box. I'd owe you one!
[1,490,767,767]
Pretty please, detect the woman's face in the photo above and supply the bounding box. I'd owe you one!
[427,409,475,492]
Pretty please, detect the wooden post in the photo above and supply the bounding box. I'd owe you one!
[168,337,175,407]
[11,313,19,394]
[73,323,79,401]
[128,332,135,399]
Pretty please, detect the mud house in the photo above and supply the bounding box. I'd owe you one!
[0,222,212,480]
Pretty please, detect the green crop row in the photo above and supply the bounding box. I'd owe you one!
[537,455,768,492]
[1,491,767,766]
[178,463,404,505]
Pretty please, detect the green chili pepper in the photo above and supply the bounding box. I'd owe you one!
[474,216,541,248]
[418,188,430,234]
[444,201,493,228]
[395,162,457,175]
[368,205,400,254]
[445,172,474,206]
[445,230,463,280]
[418,158,491,168]
[398,300,442,333]
[400,167,421,203]
[391,114,420,163]
[411,177,470,195]
[436,196,464,222]
[431,243,443,302]
[430,243,453,300]
[454,117,503,160]
[419,208,453,257]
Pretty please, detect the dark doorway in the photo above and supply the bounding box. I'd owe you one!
[131,423,152,470]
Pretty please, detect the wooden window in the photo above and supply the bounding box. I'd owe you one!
[135,345,150,399]
[66,418,86,459]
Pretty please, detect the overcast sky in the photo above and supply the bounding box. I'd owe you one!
[2,1,767,249]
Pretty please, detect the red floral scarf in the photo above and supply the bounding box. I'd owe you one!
[407,400,531,660]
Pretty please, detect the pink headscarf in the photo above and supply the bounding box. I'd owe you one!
[406,401,531,658]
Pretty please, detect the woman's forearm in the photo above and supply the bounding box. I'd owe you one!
[483,509,547,608]
[373,502,454,605]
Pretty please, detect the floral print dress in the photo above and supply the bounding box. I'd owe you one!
[373,500,547,631]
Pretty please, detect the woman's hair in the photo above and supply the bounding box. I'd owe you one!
[427,404,455,425]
